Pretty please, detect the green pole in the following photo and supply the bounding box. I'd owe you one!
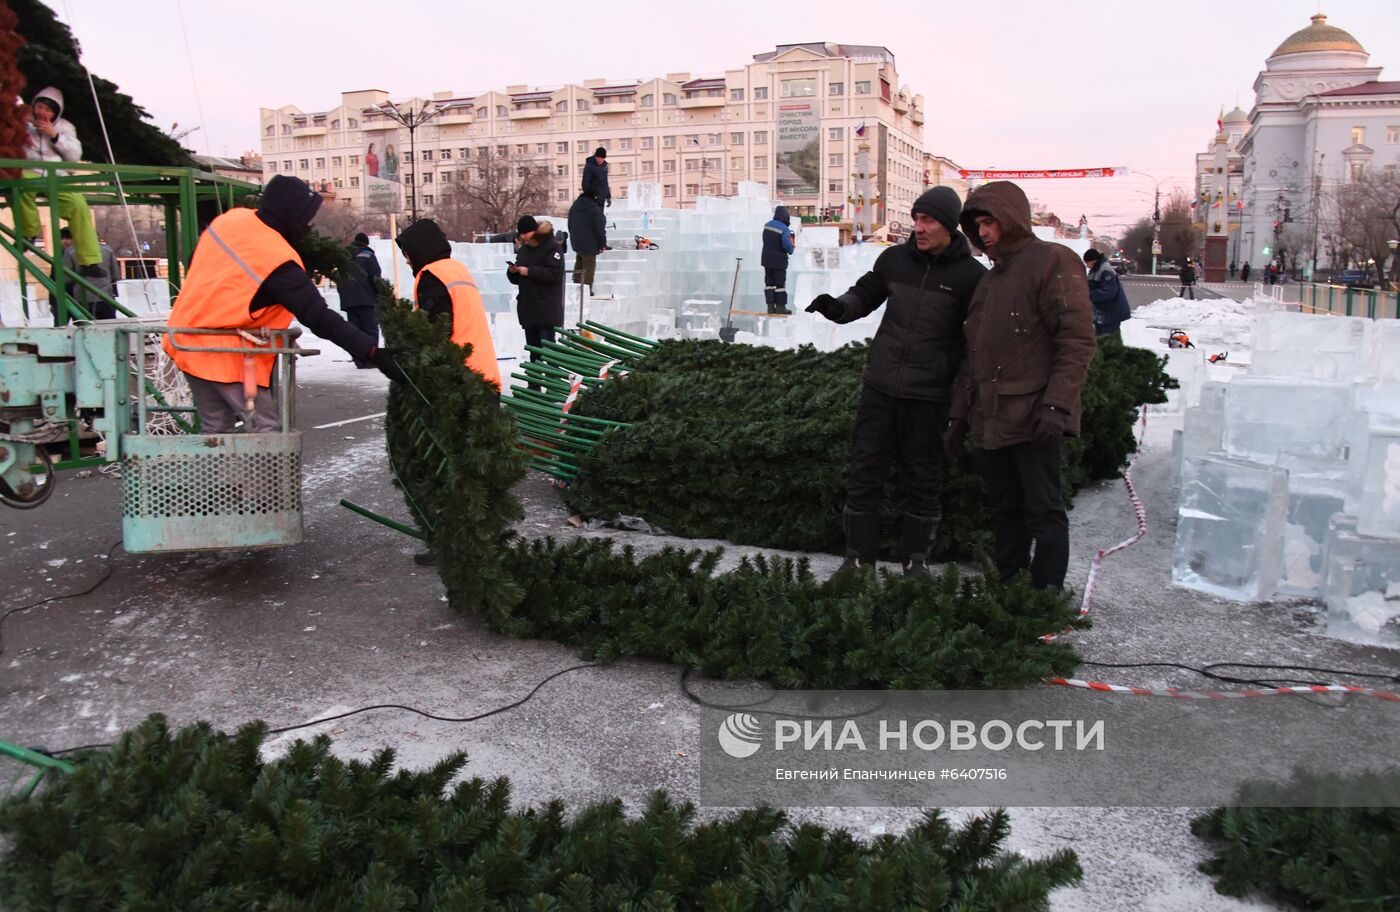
[338,499,425,540]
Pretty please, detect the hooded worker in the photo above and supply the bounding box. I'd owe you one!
[164,175,406,433]
[946,180,1096,591]
[506,215,565,362]
[805,186,986,578]
[760,205,795,315]
[395,218,500,389]
[18,86,103,278]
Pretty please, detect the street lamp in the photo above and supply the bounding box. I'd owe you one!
[377,100,441,221]
[1133,170,1174,276]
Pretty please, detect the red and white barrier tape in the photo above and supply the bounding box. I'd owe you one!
[1041,406,1400,703]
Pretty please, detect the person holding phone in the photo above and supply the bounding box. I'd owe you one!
[506,215,565,363]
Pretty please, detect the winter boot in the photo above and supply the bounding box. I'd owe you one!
[900,512,939,580]
[834,509,881,577]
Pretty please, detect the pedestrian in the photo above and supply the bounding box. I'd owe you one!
[1240,262,1252,283]
[88,236,120,320]
[395,218,498,389]
[945,181,1097,592]
[506,215,566,362]
[1179,258,1197,300]
[1266,263,1277,286]
[566,192,608,293]
[338,232,382,368]
[163,175,406,433]
[582,147,611,208]
[1083,249,1131,338]
[805,186,986,578]
[1229,259,1237,280]
[18,87,104,280]
[761,205,796,315]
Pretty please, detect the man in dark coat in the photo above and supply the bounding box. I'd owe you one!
[761,205,796,315]
[338,232,382,367]
[1083,248,1131,337]
[1179,258,1197,299]
[506,215,566,360]
[806,186,986,578]
[582,147,611,208]
[566,192,608,292]
[946,181,1097,591]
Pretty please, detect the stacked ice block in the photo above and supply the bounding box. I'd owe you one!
[1171,312,1400,642]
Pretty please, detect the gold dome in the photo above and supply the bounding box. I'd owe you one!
[1270,14,1366,58]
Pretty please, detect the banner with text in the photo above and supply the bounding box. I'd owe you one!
[958,167,1126,180]
[776,102,820,198]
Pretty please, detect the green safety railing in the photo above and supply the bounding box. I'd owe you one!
[1298,282,1400,319]
[1,738,76,802]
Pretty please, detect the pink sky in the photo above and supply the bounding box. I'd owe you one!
[62,0,1399,238]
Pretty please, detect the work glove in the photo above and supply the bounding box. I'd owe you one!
[369,346,410,385]
[942,418,968,465]
[1032,405,1069,443]
[805,294,842,321]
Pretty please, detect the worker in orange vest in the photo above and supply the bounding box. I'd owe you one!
[164,175,407,432]
[394,218,500,390]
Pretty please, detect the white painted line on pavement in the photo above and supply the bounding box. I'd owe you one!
[313,412,386,430]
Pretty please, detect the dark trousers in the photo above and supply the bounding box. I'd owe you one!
[1179,283,1195,300]
[523,324,556,362]
[184,373,282,433]
[572,253,597,288]
[982,439,1069,590]
[763,267,788,313]
[345,306,379,367]
[845,385,947,517]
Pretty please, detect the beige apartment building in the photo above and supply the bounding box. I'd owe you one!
[259,42,927,229]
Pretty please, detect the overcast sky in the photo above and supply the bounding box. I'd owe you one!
[59,0,1399,236]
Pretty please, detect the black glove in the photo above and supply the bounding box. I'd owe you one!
[369,346,409,385]
[942,418,968,465]
[805,294,842,321]
[1032,405,1069,443]
[604,198,612,208]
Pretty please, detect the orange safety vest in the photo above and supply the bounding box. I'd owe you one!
[162,208,300,386]
[415,258,500,389]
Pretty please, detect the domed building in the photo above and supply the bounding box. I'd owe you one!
[1236,14,1399,272]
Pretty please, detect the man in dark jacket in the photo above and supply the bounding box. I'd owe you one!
[761,205,796,315]
[1083,249,1131,337]
[566,192,608,292]
[338,232,382,367]
[806,186,986,578]
[507,215,566,360]
[1179,258,1197,299]
[946,181,1097,591]
[582,147,610,208]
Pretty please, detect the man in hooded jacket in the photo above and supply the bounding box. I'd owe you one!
[566,192,608,292]
[339,232,382,367]
[164,175,406,433]
[582,148,611,207]
[18,86,103,275]
[806,186,986,578]
[946,181,1097,591]
[507,216,566,360]
[761,206,796,315]
[395,218,500,390]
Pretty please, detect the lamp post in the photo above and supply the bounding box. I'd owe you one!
[1133,170,1173,276]
[378,100,441,222]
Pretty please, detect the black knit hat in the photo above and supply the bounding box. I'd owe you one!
[517,215,539,235]
[910,186,962,233]
[1083,248,1105,264]
[353,232,370,247]
[594,147,607,158]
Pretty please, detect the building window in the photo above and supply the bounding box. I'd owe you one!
[754,131,768,145]
[440,149,452,159]
[620,138,632,150]
[829,153,843,167]
[685,159,699,171]
[685,133,700,147]
[855,81,871,94]
[642,160,655,173]
[333,177,343,188]
[641,136,655,150]
[829,82,844,96]
[619,162,632,175]
[477,106,487,118]
[516,144,528,155]
[558,188,568,201]
[331,119,340,130]
[496,105,507,117]
[536,143,547,154]
[557,164,567,176]
[283,160,292,171]
[348,118,358,128]
[1351,126,1365,145]
[349,176,359,187]
[422,172,432,184]
[663,93,677,105]
[663,160,676,172]
[685,183,699,195]
[705,157,721,170]
[423,194,433,206]
[557,100,569,112]
[553,142,566,153]
[828,180,843,193]
[459,148,469,158]
[332,156,342,166]
[704,132,719,146]
[1387,126,1399,144]
[265,125,274,136]
[298,159,308,169]
[781,78,816,97]
[731,156,742,169]
[728,132,744,146]
[730,88,745,101]
[664,184,675,197]
[641,93,654,107]
[753,87,768,100]
[442,171,453,183]
[281,124,291,135]
[753,155,767,169]
[578,140,591,152]
[1350,161,1367,181]
[497,145,508,156]
[663,135,676,148]
[266,161,276,172]
[315,157,325,168]
[577,99,590,111]
[421,150,432,161]
[829,127,844,140]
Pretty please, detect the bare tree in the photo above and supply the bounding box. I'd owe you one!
[312,200,365,244]
[435,150,552,241]
[92,204,166,258]
[1324,172,1400,283]
[1158,191,1201,266]
[1120,217,1155,273]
